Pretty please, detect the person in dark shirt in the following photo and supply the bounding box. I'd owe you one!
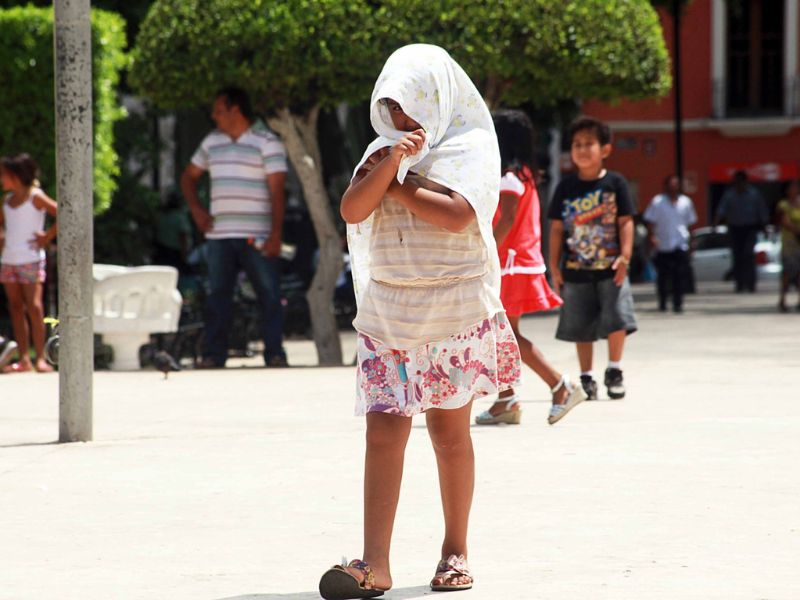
[548,117,638,401]
[714,170,769,292]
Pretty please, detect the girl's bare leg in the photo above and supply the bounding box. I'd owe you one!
[345,411,412,591]
[21,283,51,371]
[3,283,32,370]
[427,402,474,586]
[489,315,566,415]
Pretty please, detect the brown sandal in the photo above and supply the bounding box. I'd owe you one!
[430,554,473,591]
[319,559,386,600]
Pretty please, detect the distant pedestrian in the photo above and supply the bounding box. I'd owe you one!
[643,174,697,313]
[181,87,289,368]
[475,109,586,426]
[714,170,768,292]
[318,45,521,599]
[776,180,800,312]
[547,117,638,401]
[0,154,57,374]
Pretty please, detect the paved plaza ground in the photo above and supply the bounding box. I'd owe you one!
[0,281,798,600]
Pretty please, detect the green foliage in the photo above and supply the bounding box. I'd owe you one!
[377,0,671,106]
[131,0,669,112]
[0,6,127,213]
[130,0,383,113]
[94,109,161,266]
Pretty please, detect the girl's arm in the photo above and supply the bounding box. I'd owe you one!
[493,193,519,245]
[386,175,475,233]
[32,190,58,246]
[341,130,426,224]
[340,154,400,224]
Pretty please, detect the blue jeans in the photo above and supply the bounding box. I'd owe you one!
[203,238,285,365]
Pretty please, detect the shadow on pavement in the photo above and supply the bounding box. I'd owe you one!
[216,585,432,600]
[0,440,59,449]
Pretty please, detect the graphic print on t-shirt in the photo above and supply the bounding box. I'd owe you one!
[561,187,620,271]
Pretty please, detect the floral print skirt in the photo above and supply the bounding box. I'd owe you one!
[355,312,522,417]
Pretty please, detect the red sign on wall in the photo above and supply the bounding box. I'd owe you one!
[709,162,800,182]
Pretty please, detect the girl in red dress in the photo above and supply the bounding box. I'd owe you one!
[475,110,586,425]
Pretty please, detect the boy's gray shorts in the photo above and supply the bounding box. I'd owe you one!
[556,277,638,342]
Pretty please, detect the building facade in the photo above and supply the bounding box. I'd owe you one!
[582,0,800,223]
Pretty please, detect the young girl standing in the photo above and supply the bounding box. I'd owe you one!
[0,154,57,373]
[475,110,586,426]
[318,45,521,599]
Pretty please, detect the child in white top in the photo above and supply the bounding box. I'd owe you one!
[318,45,521,599]
[0,154,58,373]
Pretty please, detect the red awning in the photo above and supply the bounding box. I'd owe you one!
[709,162,800,183]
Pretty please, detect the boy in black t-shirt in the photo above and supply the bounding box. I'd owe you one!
[547,117,638,400]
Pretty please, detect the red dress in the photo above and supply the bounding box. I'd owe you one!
[493,168,562,316]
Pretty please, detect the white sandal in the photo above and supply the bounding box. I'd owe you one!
[474,396,522,425]
[547,376,587,425]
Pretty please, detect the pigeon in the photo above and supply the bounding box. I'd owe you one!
[153,350,181,380]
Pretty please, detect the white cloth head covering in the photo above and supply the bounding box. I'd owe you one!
[347,44,502,308]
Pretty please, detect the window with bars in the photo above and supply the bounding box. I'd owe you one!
[726,0,784,115]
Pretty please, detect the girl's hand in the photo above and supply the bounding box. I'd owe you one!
[389,129,426,166]
[30,231,50,249]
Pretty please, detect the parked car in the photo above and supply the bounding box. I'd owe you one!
[691,225,782,282]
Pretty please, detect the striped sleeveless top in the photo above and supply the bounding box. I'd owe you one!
[352,193,502,349]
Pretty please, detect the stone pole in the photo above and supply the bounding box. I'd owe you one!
[54,0,93,442]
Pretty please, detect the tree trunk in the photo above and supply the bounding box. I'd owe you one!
[267,106,344,366]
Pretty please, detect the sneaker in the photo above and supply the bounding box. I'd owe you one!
[0,336,19,370]
[604,368,626,399]
[580,375,598,401]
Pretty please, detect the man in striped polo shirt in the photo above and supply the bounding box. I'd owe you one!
[181,87,289,368]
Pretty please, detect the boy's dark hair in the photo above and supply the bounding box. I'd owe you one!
[568,116,612,146]
[215,86,253,121]
[733,169,748,183]
[493,109,535,179]
[0,153,40,187]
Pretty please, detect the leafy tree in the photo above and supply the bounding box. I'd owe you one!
[131,0,670,365]
[380,0,671,108]
[0,6,127,212]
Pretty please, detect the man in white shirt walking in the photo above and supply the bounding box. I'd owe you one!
[644,175,698,313]
[181,87,289,368]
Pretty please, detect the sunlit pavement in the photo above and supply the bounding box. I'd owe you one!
[0,280,797,600]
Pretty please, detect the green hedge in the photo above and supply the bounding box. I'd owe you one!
[0,6,127,213]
